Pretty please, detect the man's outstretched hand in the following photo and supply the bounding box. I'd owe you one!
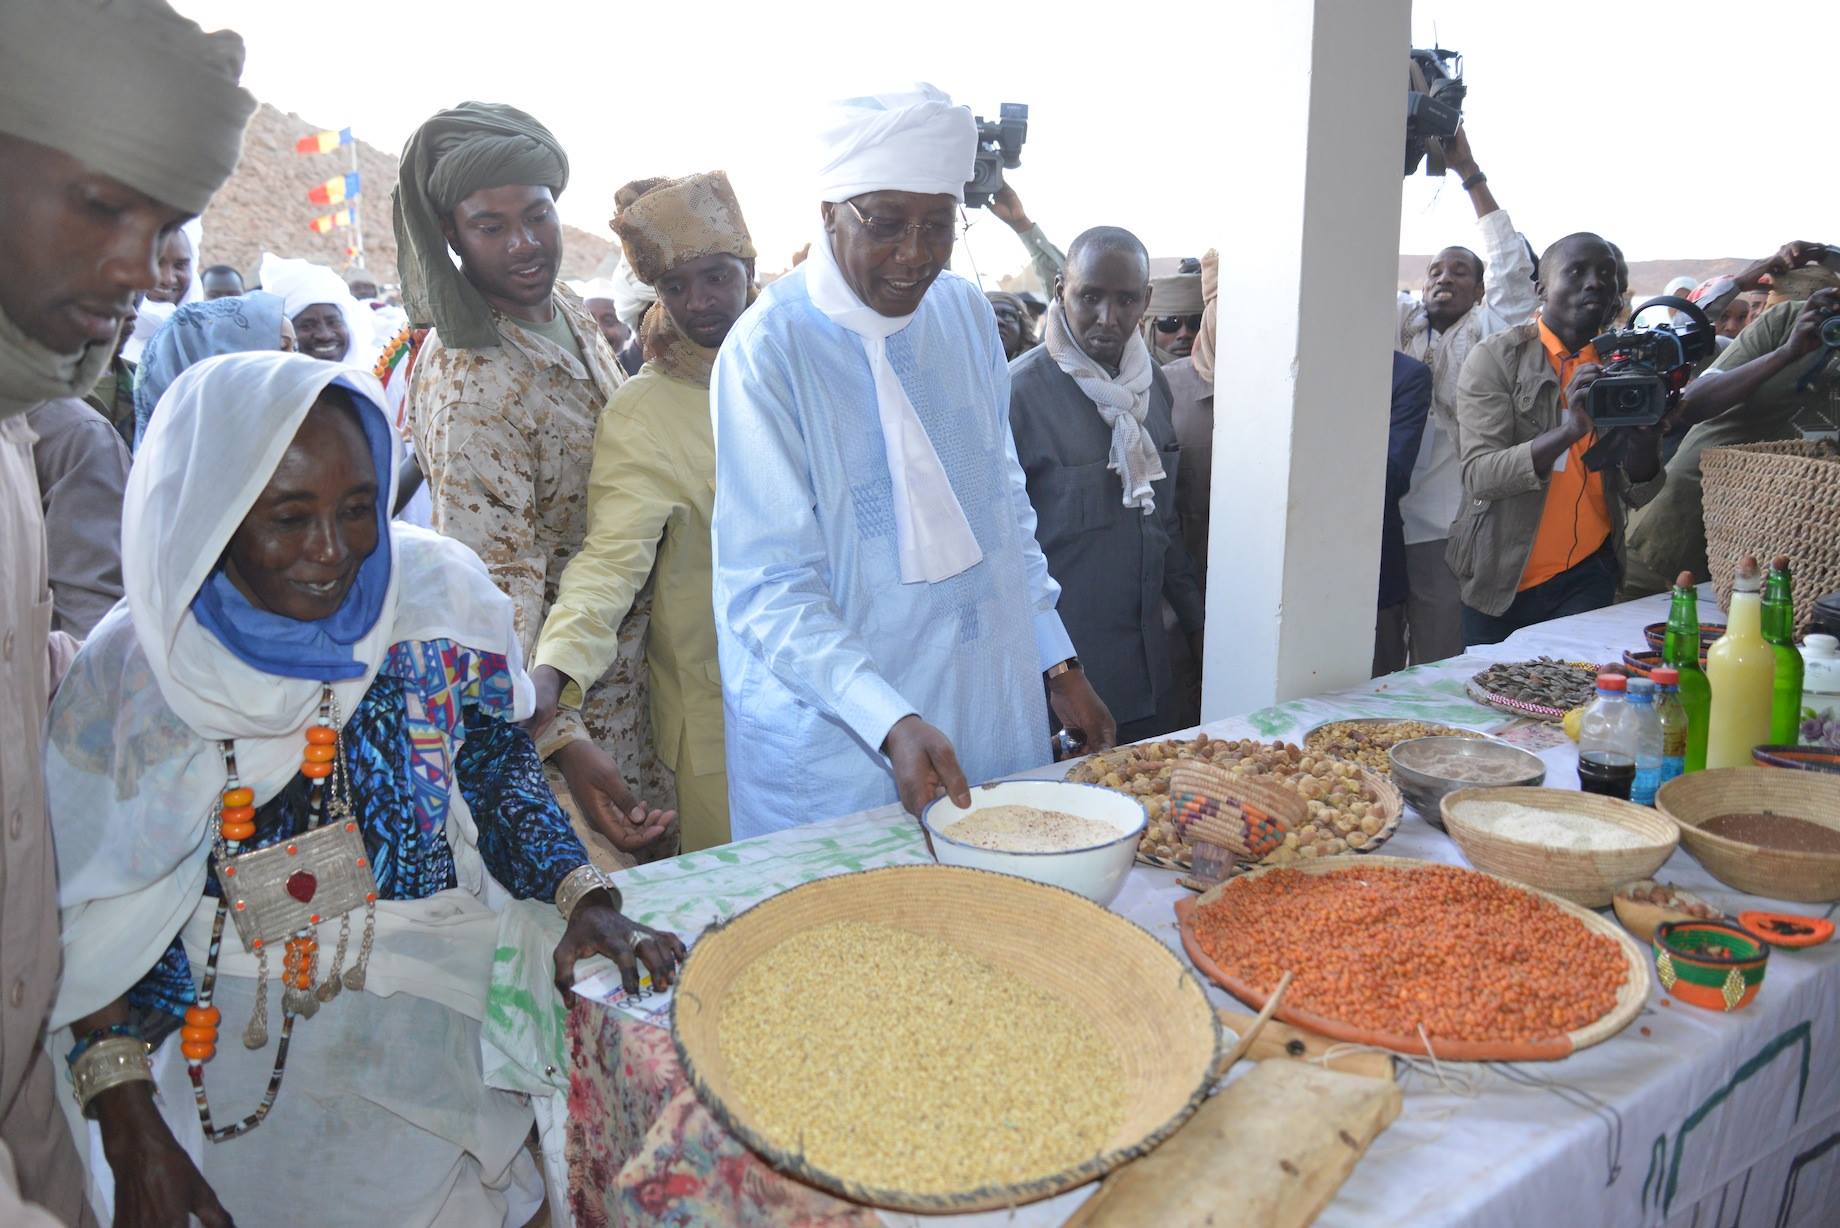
[883,714,971,818]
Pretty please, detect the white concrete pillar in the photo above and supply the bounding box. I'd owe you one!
[1200,0,1412,720]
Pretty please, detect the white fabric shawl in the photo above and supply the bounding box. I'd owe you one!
[47,350,531,1025]
[258,252,379,368]
[805,230,983,583]
[1042,299,1163,513]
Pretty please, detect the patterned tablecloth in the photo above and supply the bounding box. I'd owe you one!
[484,589,1840,1227]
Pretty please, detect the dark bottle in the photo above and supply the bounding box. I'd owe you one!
[1663,571,1713,773]
[1764,554,1805,745]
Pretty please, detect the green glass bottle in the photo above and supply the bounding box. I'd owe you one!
[1764,554,1805,745]
[1663,571,1713,773]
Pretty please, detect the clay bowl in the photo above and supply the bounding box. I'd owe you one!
[1611,880,1722,944]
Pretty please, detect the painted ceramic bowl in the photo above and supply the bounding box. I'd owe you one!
[1750,745,1840,774]
[1654,919,1768,1011]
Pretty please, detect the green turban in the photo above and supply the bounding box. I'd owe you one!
[0,0,253,416]
[0,0,253,215]
[392,101,570,350]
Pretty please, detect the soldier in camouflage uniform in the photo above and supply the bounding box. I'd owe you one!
[394,102,676,868]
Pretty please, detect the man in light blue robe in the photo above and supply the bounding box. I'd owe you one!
[711,85,1115,838]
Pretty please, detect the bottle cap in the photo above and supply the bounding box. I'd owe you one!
[1675,571,1696,590]
[1772,554,1791,572]
[1627,677,1656,699]
[1596,673,1627,692]
[1733,554,1761,591]
[1652,667,1680,686]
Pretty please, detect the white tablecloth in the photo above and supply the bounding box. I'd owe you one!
[513,589,1840,1227]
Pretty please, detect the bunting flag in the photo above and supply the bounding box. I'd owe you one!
[308,171,361,206]
[308,206,357,235]
[295,127,353,155]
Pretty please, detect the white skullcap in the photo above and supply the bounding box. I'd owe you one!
[257,253,376,367]
[605,254,656,333]
[1663,275,1698,297]
[816,83,976,204]
[572,278,617,303]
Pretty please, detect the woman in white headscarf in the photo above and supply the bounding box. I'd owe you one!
[257,252,378,368]
[45,351,682,1227]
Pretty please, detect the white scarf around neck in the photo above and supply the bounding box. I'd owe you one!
[1043,299,1162,513]
[804,231,982,583]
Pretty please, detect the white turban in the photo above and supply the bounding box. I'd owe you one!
[816,83,977,204]
[258,253,377,368]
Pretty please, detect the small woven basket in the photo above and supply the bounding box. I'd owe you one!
[1701,440,1840,631]
[671,865,1222,1213]
[1439,787,1679,908]
[1655,768,1840,902]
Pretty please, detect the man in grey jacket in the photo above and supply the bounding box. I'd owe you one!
[1448,233,1665,645]
[1009,226,1205,742]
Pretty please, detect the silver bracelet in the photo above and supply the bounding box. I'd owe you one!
[71,1036,152,1118]
[555,864,610,922]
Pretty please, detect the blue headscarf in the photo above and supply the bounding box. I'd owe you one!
[133,291,286,449]
[188,375,396,681]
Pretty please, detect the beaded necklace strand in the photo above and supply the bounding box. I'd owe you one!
[186,685,377,1142]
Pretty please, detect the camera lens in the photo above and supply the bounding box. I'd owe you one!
[1821,316,1840,347]
[1614,389,1645,412]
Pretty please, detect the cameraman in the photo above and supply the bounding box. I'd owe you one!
[987,180,1065,294]
[1623,248,1840,596]
[1448,233,1665,645]
[1392,124,1538,665]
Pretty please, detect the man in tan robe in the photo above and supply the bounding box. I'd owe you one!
[0,2,253,1223]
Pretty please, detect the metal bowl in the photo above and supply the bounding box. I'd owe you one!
[1389,736,1547,829]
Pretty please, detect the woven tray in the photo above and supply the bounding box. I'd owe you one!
[1702,440,1840,633]
[1174,855,1650,1061]
[1465,660,1603,722]
[673,865,1222,1213]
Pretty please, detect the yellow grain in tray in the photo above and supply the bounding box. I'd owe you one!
[717,920,1125,1195]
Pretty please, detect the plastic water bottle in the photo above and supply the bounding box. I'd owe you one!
[1578,673,1635,799]
[1652,667,1689,789]
[1626,677,1664,806]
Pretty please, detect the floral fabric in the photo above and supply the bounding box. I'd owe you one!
[565,1003,878,1228]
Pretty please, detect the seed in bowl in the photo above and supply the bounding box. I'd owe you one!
[939,805,1126,853]
[1304,720,1480,773]
[1397,744,1540,784]
[718,921,1124,1193]
[1449,800,1649,851]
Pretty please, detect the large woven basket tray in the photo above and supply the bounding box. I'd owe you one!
[1655,768,1840,902]
[1702,440,1840,631]
[1174,855,1649,1061]
[1439,787,1680,908]
[672,865,1222,1213]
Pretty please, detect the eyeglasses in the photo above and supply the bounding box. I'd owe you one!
[844,199,961,246]
[1155,314,1203,334]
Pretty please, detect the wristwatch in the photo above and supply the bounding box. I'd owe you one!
[1045,657,1082,681]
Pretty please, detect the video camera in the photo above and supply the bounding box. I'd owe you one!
[1579,295,1716,470]
[1405,48,1465,177]
[965,103,1028,209]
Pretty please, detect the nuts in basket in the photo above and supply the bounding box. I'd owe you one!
[1066,735,1397,867]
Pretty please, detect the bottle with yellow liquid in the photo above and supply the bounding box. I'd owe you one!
[1705,555,1776,768]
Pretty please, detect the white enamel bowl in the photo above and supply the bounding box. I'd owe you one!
[920,780,1148,908]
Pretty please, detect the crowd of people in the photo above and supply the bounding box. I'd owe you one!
[3,2,1837,1226]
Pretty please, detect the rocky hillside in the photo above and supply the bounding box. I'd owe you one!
[201,103,612,287]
